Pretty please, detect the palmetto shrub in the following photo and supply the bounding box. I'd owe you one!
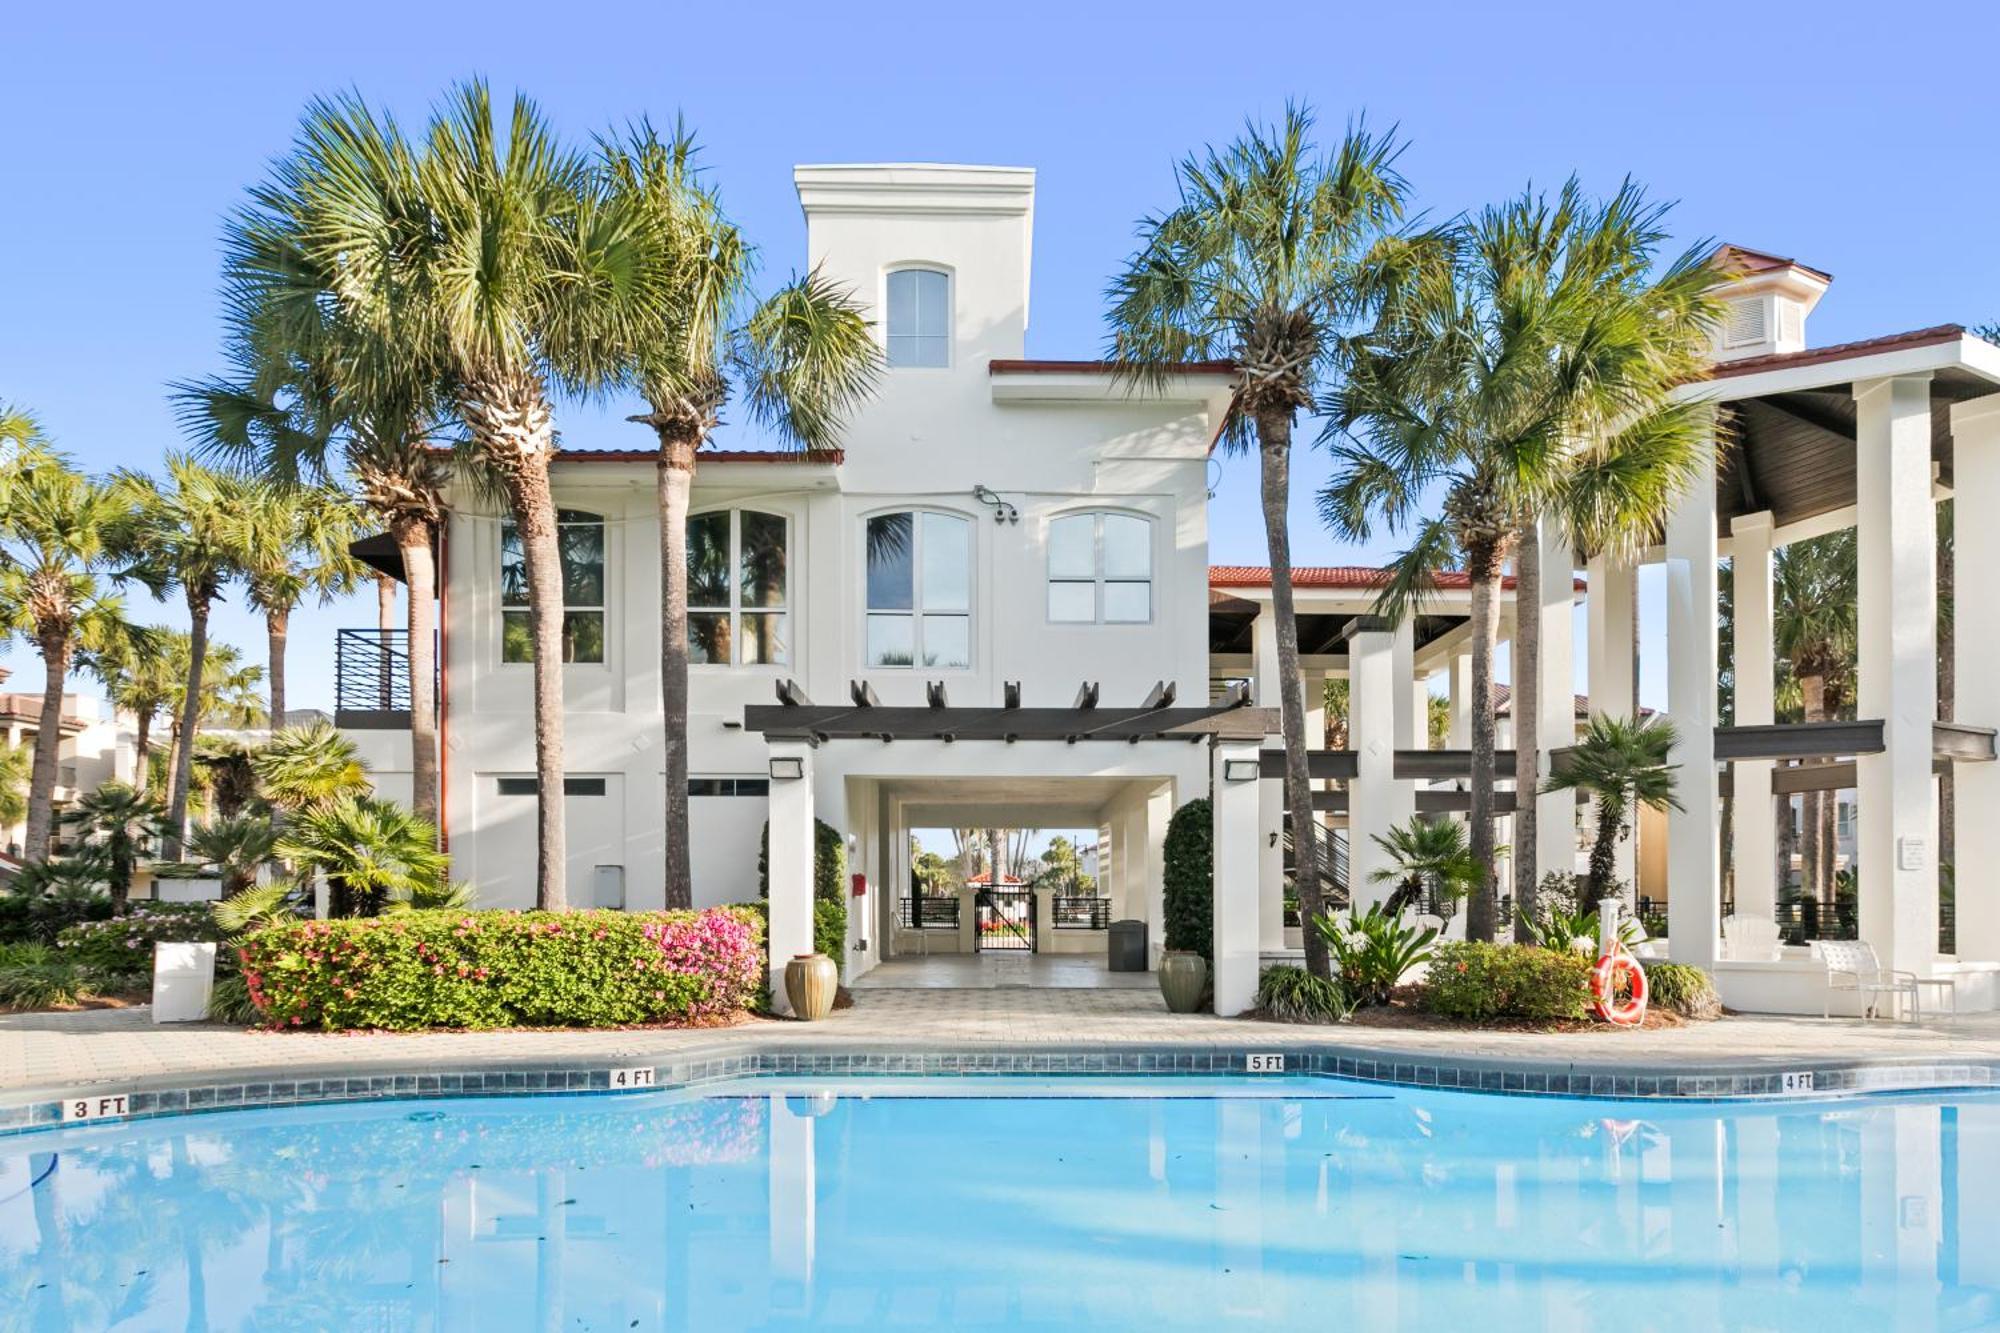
[1420,941,1592,1023]
[237,907,765,1031]
[0,942,93,1009]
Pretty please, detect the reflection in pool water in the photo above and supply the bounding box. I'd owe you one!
[0,1077,1995,1330]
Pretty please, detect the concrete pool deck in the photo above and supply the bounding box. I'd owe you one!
[6,985,2000,1123]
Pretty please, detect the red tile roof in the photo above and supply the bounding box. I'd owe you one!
[1708,324,1966,380]
[1209,566,1586,593]
[963,870,1026,887]
[1712,243,1833,284]
[988,358,1238,377]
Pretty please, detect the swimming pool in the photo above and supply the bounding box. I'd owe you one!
[1,1075,1994,1330]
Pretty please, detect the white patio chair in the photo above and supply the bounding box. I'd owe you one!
[1722,915,1783,962]
[1810,940,1922,1021]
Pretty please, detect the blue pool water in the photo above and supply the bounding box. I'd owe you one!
[1,1075,1996,1330]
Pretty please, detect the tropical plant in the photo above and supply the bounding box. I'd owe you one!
[1255,964,1354,1023]
[0,458,143,862]
[234,482,365,726]
[1420,941,1592,1023]
[275,794,445,917]
[250,720,369,813]
[1108,106,1415,980]
[0,742,27,828]
[605,123,880,909]
[1312,902,1439,1006]
[381,878,476,914]
[1772,529,1857,906]
[58,782,165,913]
[1646,961,1720,1020]
[0,942,94,1010]
[1162,798,1213,959]
[1526,902,1641,955]
[193,735,262,819]
[146,636,264,819]
[210,880,305,936]
[1367,815,1481,919]
[0,875,112,944]
[114,456,258,856]
[98,624,180,791]
[1324,179,1720,940]
[186,815,277,897]
[1541,714,1681,909]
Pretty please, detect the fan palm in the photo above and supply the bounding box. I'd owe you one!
[186,815,277,898]
[1772,529,1857,905]
[113,456,257,857]
[1323,179,1719,940]
[95,623,178,792]
[0,403,53,507]
[234,483,365,727]
[251,720,370,813]
[1541,714,1682,908]
[1367,816,1482,919]
[1106,105,1416,979]
[0,459,144,863]
[59,782,167,912]
[153,636,265,812]
[604,123,879,908]
[277,794,445,918]
[193,735,262,819]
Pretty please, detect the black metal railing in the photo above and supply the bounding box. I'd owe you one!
[974,887,1035,952]
[335,628,422,728]
[1052,896,1111,930]
[897,895,961,930]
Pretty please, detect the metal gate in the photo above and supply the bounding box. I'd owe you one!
[974,888,1035,952]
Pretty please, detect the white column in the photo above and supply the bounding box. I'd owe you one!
[765,741,817,1014]
[1665,440,1721,967]
[1145,787,1172,965]
[1212,740,1262,1016]
[1855,374,1938,978]
[1585,554,1639,893]
[1446,652,1473,750]
[1390,618,1417,751]
[1347,621,1414,907]
[768,1095,817,1313]
[1257,746,1285,951]
[1251,603,1280,708]
[1730,511,1778,927]
[1536,519,1578,885]
[1953,393,2000,961]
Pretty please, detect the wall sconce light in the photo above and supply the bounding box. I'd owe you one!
[769,756,805,781]
[1223,758,1260,783]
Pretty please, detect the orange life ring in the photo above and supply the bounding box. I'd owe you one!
[1590,949,1649,1026]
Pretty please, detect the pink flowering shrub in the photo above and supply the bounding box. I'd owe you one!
[237,907,766,1031]
[57,904,222,976]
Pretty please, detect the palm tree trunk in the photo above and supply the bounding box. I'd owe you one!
[166,592,210,860]
[1465,544,1503,942]
[22,629,71,864]
[656,447,696,909]
[1588,799,1621,901]
[1254,412,1328,979]
[508,457,569,912]
[266,607,288,731]
[1798,672,1827,910]
[133,709,153,794]
[376,573,397,631]
[1511,520,1540,941]
[394,515,441,836]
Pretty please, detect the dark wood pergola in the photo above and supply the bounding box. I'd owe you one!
[743,678,1268,745]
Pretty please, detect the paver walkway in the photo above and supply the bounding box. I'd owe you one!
[6,986,2000,1098]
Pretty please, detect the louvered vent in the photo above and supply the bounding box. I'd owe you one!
[1724,298,1768,348]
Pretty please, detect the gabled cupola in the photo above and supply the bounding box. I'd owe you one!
[1709,244,1832,362]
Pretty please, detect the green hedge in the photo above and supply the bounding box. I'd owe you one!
[1162,798,1212,958]
[1419,941,1592,1022]
[758,818,848,968]
[57,903,221,976]
[238,907,765,1031]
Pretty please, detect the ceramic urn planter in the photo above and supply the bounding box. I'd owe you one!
[1157,950,1208,1014]
[785,952,839,1021]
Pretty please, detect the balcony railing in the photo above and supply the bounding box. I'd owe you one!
[335,629,431,730]
[1051,895,1111,930]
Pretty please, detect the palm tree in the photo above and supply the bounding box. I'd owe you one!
[1541,714,1681,908]
[1323,179,1719,941]
[1106,106,1415,979]
[1367,815,1481,919]
[186,815,277,898]
[277,794,445,917]
[605,124,879,909]
[114,456,256,858]
[251,719,370,813]
[235,483,365,727]
[0,742,29,828]
[1773,529,1857,907]
[154,636,265,814]
[59,782,167,912]
[0,459,143,863]
[97,624,178,792]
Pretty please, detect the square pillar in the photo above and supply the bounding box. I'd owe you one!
[1585,553,1639,891]
[1251,603,1280,708]
[1346,619,1415,907]
[1391,618,1417,750]
[1536,519,1578,885]
[1952,393,2000,960]
[1855,374,1938,977]
[765,741,817,1014]
[1212,740,1262,1016]
[1730,511,1778,924]
[1446,651,1473,750]
[1664,441,1721,966]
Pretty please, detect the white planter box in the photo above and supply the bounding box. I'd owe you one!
[152,942,217,1023]
[154,876,224,904]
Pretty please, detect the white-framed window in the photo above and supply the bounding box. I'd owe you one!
[885,267,950,368]
[865,509,971,668]
[1047,511,1152,624]
[686,509,789,666]
[501,509,605,663]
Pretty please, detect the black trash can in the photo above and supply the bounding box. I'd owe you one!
[1108,919,1149,972]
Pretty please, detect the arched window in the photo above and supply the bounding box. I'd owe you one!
[886,267,950,368]
[865,510,971,667]
[686,509,789,666]
[1047,512,1152,623]
[500,509,605,663]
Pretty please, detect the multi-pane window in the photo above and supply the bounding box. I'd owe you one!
[866,510,971,668]
[501,509,605,663]
[687,509,788,666]
[886,268,950,368]
[687,777,772,797]
[1047,512,1152,623]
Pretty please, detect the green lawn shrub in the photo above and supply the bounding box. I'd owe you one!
[1420,941,1592,1022]
[1162,798,1212,958]
[237,907,766,1031]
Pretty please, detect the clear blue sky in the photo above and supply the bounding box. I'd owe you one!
[6,0,1996,711]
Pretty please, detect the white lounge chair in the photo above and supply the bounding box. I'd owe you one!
[1722,915,1783,962]
[1810,940,1954,1022]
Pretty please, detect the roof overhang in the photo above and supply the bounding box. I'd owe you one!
[988,360,1237,406]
